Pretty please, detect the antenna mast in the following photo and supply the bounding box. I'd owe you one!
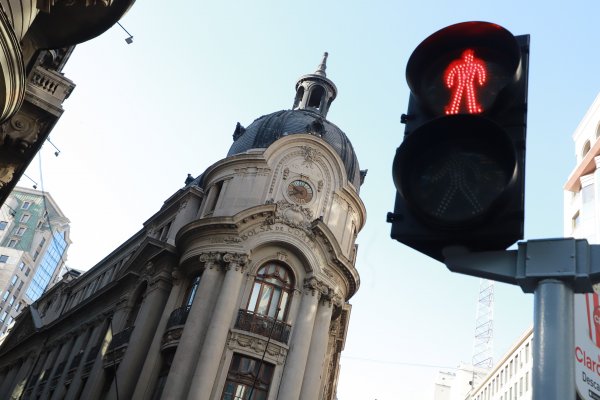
[472,279,494,376]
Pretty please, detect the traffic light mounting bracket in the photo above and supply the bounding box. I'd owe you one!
[443,238,600,293]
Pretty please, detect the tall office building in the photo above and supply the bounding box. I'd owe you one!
[0,54,366,400]
[0,187,71,336]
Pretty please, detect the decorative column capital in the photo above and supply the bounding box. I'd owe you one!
[171,268,184,286]
[199,252,222,267]
[223,253,248,272]
[303,277,335,299]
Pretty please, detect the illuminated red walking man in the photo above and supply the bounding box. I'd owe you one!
[444,49,487,115]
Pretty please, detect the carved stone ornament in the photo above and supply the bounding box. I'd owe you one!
[199,252,222,265]
[228,332,287,365]
[171,268,183,285]
[0,163,15,189]
[223,253,248,271]
[301,145,321,167]
[0,114,44,153]
[283,167,289,180]
[271,200,314,232]
[304,276,334,299]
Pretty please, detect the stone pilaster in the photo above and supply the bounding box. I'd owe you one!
[162,252,223,400]
[276,277,322,400]
[299,292,340,399]
[51,325,90,400]
[78,318,113,400]
[132,269,186,400]
[106,271,172,400]
[0,360,21,399]
[187,252,248,400]
[7,352,36,400]
[40,335,75,399]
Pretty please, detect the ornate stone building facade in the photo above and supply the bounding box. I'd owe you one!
[0,54,366,400]
[0,0,137,206]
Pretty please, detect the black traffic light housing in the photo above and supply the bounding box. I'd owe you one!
[389,22,529,262]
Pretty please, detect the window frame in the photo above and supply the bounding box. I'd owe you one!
[221,353,274,400]
[246,262,294,321]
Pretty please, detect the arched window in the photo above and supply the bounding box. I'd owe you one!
[293,86,304,109]
[583,140,591,158]
[184,274,201,307]
[247,262,294,321]
[308,85,325,109]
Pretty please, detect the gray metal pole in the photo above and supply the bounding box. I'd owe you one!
[532,279,575,400]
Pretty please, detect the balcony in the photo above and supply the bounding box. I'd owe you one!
[103,326,134,369]
[161,305,190,351]
[234,310,291,344]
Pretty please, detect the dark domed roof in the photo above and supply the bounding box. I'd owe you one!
[227,109,361,189]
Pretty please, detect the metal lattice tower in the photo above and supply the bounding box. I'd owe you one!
[472,279,494,370]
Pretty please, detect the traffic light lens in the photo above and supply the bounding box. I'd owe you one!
[416,149,510,224]
[393,115,517,229]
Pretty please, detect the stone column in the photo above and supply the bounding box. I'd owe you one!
[65,319,107,400]
[30,344,59,398]
[161,253,223,400]
[187,253,247,400]
[132,268,186,400]
[276,278,321,400]
[106,269,171,400]
[299,293,338,399]
[40,335,75,399]
[51,326,90,400]
[7,352,36,400]
[0,361,21,399]
[78,318,113,400]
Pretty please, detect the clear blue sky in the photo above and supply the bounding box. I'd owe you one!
[20,1,600,399]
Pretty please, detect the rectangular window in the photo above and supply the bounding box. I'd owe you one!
[18,261,25,271]
[7,239,18,248]
[206,181,224,214]
[19,214,30,223]
[2,291,8,301]
[221,354,274,400]
[0,255,8,263]
[0,311,7,322]
[14,227,26,236]
[0,221,7,230]
[21,201,30,210]
[10,276,18,286]
[8,296,15,306]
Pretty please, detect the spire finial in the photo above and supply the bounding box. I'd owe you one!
[315,52,328,77]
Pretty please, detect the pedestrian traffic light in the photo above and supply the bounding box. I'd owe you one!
[388,22,529,262]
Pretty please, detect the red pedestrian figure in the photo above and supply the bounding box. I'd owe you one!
[444,49,487,115]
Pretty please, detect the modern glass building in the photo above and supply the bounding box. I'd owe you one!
[0,187,71,334]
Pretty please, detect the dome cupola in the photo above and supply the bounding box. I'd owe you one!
[292,52,337,118]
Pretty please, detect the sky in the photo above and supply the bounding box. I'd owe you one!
[17,1,600,399]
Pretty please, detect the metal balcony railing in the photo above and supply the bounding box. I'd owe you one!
[166,305,191,329]
[234,309,291,344]
[107,326,134,351]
